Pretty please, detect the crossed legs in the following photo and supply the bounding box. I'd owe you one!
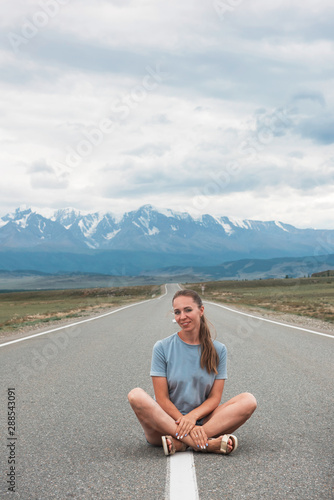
[128,388,257,453]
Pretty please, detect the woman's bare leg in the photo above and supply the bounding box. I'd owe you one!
[128,389,256,454]
[128,388,198,451]
[202,392,257,453]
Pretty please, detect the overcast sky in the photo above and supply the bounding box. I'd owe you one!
[1,0,334,228]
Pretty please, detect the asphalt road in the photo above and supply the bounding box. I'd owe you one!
[0,283,333,499]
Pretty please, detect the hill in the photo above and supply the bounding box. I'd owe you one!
[311,270,334,277]
[1,205,333,277]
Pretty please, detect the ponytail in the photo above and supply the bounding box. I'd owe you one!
[199,314,219,374]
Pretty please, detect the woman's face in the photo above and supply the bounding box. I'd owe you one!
[173,295,204,335]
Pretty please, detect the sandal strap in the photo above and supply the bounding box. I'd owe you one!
[220,435,230,453]
[220,434,238,454]
[162,435,188,455]
[162,435,176,455]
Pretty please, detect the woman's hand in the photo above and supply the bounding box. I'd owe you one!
[175,416,208,450]
[189,426,208,450]
[175,415,196,440]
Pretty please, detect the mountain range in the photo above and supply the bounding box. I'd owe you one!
[0,205,333,278]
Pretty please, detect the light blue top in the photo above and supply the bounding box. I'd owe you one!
[150,332,227,415]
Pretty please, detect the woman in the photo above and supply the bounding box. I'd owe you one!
[128,289,257,455]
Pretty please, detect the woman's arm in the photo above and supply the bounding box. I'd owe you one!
[152,376,183,421]
[187,379,225,422]
[153,376,226,449]
[175,379,225,447]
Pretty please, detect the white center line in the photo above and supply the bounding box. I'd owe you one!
[168,451,199,500]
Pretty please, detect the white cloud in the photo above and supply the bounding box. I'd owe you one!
[0,0,333,229]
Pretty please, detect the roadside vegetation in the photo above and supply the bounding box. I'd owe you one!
[2,276,333,336]
[184,276,334,324]
[0,285,162,334]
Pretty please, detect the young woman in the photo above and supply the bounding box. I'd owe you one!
[128,289,257,455]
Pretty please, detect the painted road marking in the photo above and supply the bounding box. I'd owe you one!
[168,451,199,500]
[0,283,177,349]
[0,299,154,348]
[205,301,333,339]
[158,284,168,299]
[168,284,199,499]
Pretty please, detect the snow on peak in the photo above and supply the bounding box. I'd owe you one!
[12,213,30,229]
[148,226,159,236]
[154,207,174,217]
[137,204,191,221]
[4,207,34,228]
[137,215,160,236]
[105,210,124,224]
[138,215,150,227]
[213,217,234,235]
[152,206,185,219]
[78,213,104,238]
[229,217,252,229]
[138,204,155,215]
[104,229,121,240]
[52,207,82,222]
[275,221,289,232]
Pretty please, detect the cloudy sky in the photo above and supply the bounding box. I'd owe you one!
[1,0,334,228]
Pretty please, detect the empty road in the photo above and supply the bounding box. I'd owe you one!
[0,283,333,499]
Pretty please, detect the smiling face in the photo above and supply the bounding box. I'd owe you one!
[173,295,204,337]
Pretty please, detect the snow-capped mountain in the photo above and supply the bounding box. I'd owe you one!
[0,207,85,250]
[52,208,120,250]
[0,205,333,275]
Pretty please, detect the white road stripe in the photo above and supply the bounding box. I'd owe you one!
[0,299,154,348]
[1,282,175,348]
[168,451,199,500]
[158,284,168,299]
[205,300,334,339]
[168,283,199,499]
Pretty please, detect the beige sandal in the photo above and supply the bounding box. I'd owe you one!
[217,434,238,454]
[161,435,188,456]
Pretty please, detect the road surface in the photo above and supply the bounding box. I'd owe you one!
[0,283,333,499]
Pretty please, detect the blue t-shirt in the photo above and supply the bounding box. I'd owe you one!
[150,332,227,415]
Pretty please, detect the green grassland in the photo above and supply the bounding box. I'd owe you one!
[0,284,162,333]
[184,276,334,324]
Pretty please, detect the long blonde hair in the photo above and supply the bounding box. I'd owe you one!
[172,289,219,374]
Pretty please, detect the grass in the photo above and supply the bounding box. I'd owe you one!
[2,276,333,335]
[183,276,334,324]
[0,285,162,333]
